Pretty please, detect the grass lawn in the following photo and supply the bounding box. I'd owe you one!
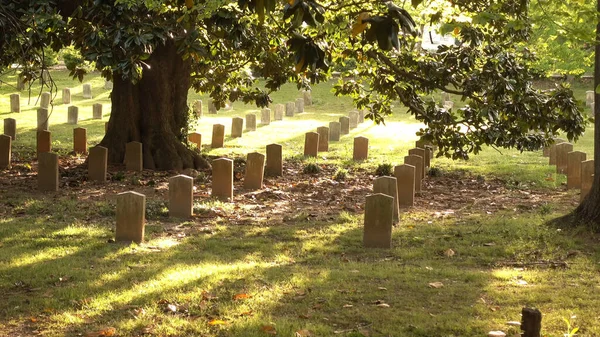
[0,70,599,337]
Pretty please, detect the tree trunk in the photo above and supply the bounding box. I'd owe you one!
[572,0,600,227]
[99,40,209,171]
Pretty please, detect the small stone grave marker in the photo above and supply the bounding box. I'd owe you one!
[408,148,427,178]
[38,152,59,192]
[304,132,319,157]
[188,132,201,149]
[244,152,265,190]
[37,130,51,155]
[295,98,304,113]
[339,116,350,135]
[285,102,295,117]
[549,139,566,165]
[193,100,203,118]
[88,146,108,182]
[73,127,87,154]
[261,108,271,125]
[125,141,143,171]
[566,151,587,189]
[67,106,79,124]
[404,155,423,192]
[349,111,359,129]
[580,160,594,202]
[358,109,365,123]
[317,126,329,152]
[586,90,595,107]
[104,81,113,90]
[10,94,20,113]
[266,143,282,177]
[231,117,244,138]
[116,191,146,243]
[329,122,341,141]
[93,103,103,119]
[555,142,573,174]
[4,118,16,141]
[169,175,194,218]
[363,193,394,249]
[37,108,49,131]
[0,134,11,169]
[212,158,234,200]
[246,114,257,131]
[208,99,217,114]
[83,83,93,99]
[394,164,415,207]
[274,104,284,121]
[211,124,225,148]
[353,136,368,161]
[373,176,399,223]
[62,88,71,104]
[303,91,312,106]
[40,92,51,109]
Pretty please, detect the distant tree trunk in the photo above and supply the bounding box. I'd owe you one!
[573,0,600,226]
[99,40,209,170]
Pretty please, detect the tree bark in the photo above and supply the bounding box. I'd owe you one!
[99,40,209,171]
[572,0,600,227]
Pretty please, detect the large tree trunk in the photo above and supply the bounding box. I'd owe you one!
[572,0,600,227]
[99,40,209,171]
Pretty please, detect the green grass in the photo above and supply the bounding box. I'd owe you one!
[0,70,599,336]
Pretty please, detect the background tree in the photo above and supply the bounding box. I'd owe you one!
[0,0,587,170]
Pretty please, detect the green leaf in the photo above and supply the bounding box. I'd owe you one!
[595,84,600,94]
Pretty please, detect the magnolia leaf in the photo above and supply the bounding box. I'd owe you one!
[185,0,193,9]
[595,84,600,94]
[351,13,370,37]
[208,319,227,325]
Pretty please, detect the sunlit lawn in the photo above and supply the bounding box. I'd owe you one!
[0,70,598,336]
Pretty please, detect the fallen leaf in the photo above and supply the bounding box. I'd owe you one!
[234,293,251,300]
[240,311,254,316]
[488,331,506,337]
[377,287,387,291]
[261,325,277,335]
[84,327,116,337]
[444,249,455,257]
[343,304,353,308]
[208,319,227,325]
[376,303,390,308]
[296,329,312,336]
[29,317,37,322]
[428,282,444,288]
[166,304,177,313]
[506,321,521,326]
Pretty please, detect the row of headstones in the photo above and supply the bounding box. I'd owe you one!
[9,103,103,133]
[361,141,435,248]
[544,139,594,202]
[305,110,368,157]
[192,90,312,118]
[9,86,95,113]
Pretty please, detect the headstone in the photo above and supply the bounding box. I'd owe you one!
[104,81,113,90]
[580,160,594,202]
[208,99,217,114]
[40,92,51,109]
[82,83,93,99]
[169,175,194,218]
[62,88,71,104]
[416,139,435,153]
[373,176,399,223]
[394,164,415,208]
[188,132,202,149]
[4,118,16,141]
[92,103,103,119]
[329,122,341,141]
[125,141,143,172]
[586,90,595,107]
[285,102,295,117]
[9,94,20,113]
[555,142,573,174]
[16,74,25,91]
[349,111,359,129]
[353,136,369,161]
[246,114,257,131]
[316,126,329,152]
[408,148,427,178]
[38,152,59,192]
[339,116,350,135]
[358,109,366,123]
[212,158,234,201]
[211,124,225,148]
[88,146,108,182]
[73,127,87,154]
[116,191,146,243]
[265,143,283,177]
[544,138,564,158]
[304,132,319,158]
[549,139,566,165]
[231,117,243,138]
[443,101,454,110]
[37,130,51,155]
[303,90,312,106]
[295,98,304,113]
[404,155,424,192]
[244,152,265,190]
[566,151,587,189]
[40,69,50,83]
[193,100,203,118]
[67,106,79,124]
[261,108,271,125]
[37,108,49,131]
[274,104,284,121]
[363,193,394,249]
[0,135,11,169]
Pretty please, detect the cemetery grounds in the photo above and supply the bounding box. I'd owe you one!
[0,70,599,337]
